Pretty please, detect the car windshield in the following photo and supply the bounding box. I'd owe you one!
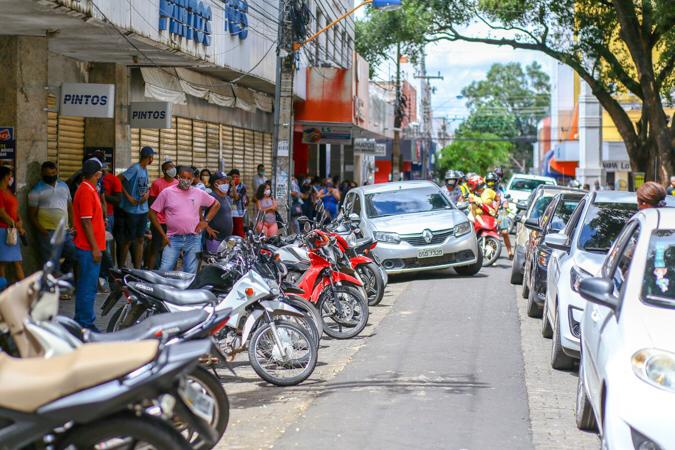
[642,230,675,307]
[365,187,452,218]
[509,178,554,192]
[577,202,638,252]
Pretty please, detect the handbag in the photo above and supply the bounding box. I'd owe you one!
[5,227,17,246]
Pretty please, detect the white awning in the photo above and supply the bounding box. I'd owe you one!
[140,67,187,105]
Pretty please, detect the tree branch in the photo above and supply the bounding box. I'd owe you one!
[594,44,643,98]
[656,54,675,89]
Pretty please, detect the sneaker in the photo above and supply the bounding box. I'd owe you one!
[98,277,110,294]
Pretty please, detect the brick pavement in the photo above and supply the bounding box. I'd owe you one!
[515,285,599,450]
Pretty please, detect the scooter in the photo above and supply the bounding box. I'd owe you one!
[469,201,502,267]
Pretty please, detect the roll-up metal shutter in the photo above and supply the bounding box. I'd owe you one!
[47,95,58,164]
[176,117,193,167]
[263,133,273,176]
[57,116,85,179]
[140,129,160,180]
[232,127,245,174]
[192,120,208,171]
[160,118,178,166]
[221,126,234,171]
[244,129,256,192]
[130,128,141,156]
[206,122,220,172]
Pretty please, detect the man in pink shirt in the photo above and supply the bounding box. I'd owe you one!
[146,160,178,269]
[149,166,220,273]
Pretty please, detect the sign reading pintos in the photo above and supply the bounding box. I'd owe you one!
[59,83,115,118]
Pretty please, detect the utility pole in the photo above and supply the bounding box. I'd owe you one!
[272,0,296,221]
[391,42,402,182]
[415,50,443,180]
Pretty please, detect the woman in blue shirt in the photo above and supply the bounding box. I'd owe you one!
[319,178,340,219]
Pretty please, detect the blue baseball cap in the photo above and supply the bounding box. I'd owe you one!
[140,146,156,157]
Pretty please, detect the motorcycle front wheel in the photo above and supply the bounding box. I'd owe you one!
[479,236,502,267]
[318,284,369,339]
[357,262,385,306]
[248,320,317,386]
[57,413,191,450]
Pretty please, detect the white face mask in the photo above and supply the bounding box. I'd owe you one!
[217,183,229,194]
[165,167,177,178]
[8,177,14,187]
[264,189,271,196]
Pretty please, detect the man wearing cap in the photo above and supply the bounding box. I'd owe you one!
[73,159,106,330]
[118,146,154,268]
[228,168,248,237]
[149,165,221,273]
[145,159,177,269]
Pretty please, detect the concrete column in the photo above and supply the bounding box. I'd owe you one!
[85,63,130,173]
[0,36,48,275]
[343,144,354,181]
[575,81,603,187]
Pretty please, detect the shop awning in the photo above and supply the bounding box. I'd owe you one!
[543,149,578,177]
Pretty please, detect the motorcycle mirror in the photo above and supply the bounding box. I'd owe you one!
[348,213,360,223]
[303,222,312,233]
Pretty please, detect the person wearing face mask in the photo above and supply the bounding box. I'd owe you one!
[228,168,248,238]
[204,171,233,253]
[72,159,107,329]
[318,177,340,219]
[199,168,212,194]
[149,166,220,273]
[255,182,278,237]
[145,160,178,269]
[0,165,25,283]
[28,161,76,269]
[253,164,266,193]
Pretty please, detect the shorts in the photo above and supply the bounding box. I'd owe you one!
[121,212,148,242]
[150,223,168,253]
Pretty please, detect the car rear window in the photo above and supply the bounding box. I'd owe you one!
[365,187,451,218]
[577,202,638,252]
[509,178,555,192]
[529,196,554,221]
[642,230,675,307]
[548,197,584,232]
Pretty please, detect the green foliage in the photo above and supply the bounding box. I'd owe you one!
[436,132,512,176]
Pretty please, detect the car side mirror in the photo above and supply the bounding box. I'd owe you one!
[457,202,468,211]
[349,213,360,223]
[524,217,541,231]
[516,201,528,211]
[578,277,619,310]
[544,232,570,252]
[504,194,512,200]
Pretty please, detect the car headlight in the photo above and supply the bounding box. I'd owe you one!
[453,221,471,237]
[373,231,400,244]
[570,266,592,293]
[632,349,675,392]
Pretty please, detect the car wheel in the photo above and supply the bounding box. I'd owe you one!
[521,260,530,299]
[576,361,598,431]
[541,299,553,338]
[454,250,483,276]
[526,279,543,318]
[551,313,576,370]
[510,250,523,285]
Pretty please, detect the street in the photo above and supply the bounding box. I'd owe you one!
[208,258,599,450]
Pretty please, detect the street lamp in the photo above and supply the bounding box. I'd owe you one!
[292,0,401,51]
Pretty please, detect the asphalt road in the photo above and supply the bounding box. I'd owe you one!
[272,262,532,450]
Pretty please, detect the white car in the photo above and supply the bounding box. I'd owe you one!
[543,191,637,369]
[575,208,675,449]
[505,174,557,208]
[342,181,481,275]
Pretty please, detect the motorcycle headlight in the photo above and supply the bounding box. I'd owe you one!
[632,349,675,392]
[374,231,400,244]
[453,221,471,237]
[570,266,592,293]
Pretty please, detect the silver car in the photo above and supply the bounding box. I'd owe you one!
[342,181,481,275]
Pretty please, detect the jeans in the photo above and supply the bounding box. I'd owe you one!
[39,230,76,273]
[74,247,101,329]
[159,234,201,274]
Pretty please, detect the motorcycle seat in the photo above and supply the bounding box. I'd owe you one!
[130,282,217,306]
[126,268,195,290]
[86,310,209,343]
[286,261,310,272]
[0,341,158,413]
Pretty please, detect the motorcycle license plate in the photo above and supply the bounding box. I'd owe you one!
[179,381,215,423]
[417,248,443,259]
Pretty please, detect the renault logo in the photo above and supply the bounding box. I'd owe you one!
[422,229,433,244]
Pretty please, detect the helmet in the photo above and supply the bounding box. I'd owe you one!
[466,175,484,191]
[456,170,466,182]
[444,170,461,184]
[485,172,499,188]
[494,167,504,179]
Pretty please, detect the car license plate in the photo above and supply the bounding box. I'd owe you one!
[179,380,215,423]
[417,248,443,259]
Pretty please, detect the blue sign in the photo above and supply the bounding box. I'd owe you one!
[226,0,248,40]
[159,0,213,46]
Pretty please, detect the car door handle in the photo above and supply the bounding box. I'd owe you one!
[590,305,601,323]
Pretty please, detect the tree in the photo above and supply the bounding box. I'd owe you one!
[457,62,550,170]
[400,0,675,182]
[436,131,512,176]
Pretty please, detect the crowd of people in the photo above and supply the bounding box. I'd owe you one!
[0,148,363,330]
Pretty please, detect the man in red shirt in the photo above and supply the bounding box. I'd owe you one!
[145,160,177,269]
[73,159,106,330]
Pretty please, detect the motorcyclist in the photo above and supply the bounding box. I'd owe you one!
[467,176,497,219]
[457,171,470,201]
[442,170,465,205]
[486,171,514,259]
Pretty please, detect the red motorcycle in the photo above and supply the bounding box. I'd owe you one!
[470,202,502,267]
[294,230,370,339]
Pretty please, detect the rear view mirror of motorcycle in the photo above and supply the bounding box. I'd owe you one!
[348,213,360,223]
